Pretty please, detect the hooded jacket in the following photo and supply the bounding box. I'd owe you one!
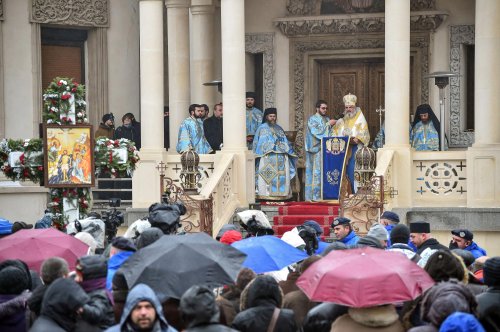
[30,278,90,332]
[476,286,500,331]
[231,275,296,332]
[303,302,348,332]
[105,283,176,332]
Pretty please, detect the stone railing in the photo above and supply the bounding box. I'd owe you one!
[160,153,239,235]
[412,151,467,206]
[374,149,396,207]
[199,154,239,236]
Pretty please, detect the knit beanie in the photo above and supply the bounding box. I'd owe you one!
[424,250,465,282]
[220,230,243,245]
[483,256,500,287]
[367,224,389,242]
[0,261,30,294]
[390,224,410,244]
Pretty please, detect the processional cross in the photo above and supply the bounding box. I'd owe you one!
[375,105,385,130]
[155,161,168,201]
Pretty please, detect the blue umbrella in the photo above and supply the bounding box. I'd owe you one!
[231,235,309,274]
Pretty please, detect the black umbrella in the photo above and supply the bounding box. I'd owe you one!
[119,232,246,301]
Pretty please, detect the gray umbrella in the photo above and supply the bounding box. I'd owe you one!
[119,232,246,301]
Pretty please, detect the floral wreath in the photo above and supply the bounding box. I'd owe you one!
[47,188,92,230]
[0,138,44,183]
[42,77,87,125]
[94,138,140,178]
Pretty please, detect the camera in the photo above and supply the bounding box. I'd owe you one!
[102,198,124,244]
[296,225,318,256]
[241,215,274,237]
[109,198,121,208]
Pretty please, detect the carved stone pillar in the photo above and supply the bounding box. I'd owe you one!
[165,0,191,151]
[132,0,165,208]
[190,0,215,107]
[467,0,500,208]
[381,0,412,208]
[220,0,255,204]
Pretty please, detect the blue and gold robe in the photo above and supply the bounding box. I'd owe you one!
[176,117,213,154]
[253,122,297,200]
[304,113,331,201]
[246,107,263,149]
[410,121,439,151]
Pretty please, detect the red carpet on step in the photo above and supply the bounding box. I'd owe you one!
[266,201,340,238]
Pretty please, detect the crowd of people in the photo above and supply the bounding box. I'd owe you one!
[0,206,498,332]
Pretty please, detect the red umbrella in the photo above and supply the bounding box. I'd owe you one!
[0,228,89,272]
[297,247,435,308]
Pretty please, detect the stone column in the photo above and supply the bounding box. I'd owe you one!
[474,0,500,146]
[190,0,215,107]
[132,0,165,208]
[385,0,409,147]
[166,0,191,151]
[220,0,255,203]
[467,0,500,207]
[381,0,412,208]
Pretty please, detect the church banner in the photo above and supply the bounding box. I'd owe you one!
[321,136,350,201]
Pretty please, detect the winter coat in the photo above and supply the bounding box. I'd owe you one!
[278,271,300,295]
[231,275,297,332]
[29,278,90,332]
[282,289,317,328]
[0,291,31,332]
[114,126,138,147]
[105,283,176,332]
[330,305,405,332]
[416,238,448,255]
[106,251,134,291]
[476,286,500,331]
[302,302,348,332]
[341,230,360,246]
[27,284,46,317]
[438,312,485,332]
[95,124,115,140]
[186,324,237,332]
[388,243,421,263]
[203,116,223,151]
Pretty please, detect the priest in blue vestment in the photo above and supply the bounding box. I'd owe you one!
[176,104,213,154]
[304,100,336,201]
[253,108,297,200]
[410,103,440,151]
[245,91,263,149]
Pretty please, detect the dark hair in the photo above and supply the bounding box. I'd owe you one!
[201,104,209,112]
[213,103,222,110]
[315,100,327,109]
[189,104,199,114]
[41,257,69,285]
[122,113,134,122]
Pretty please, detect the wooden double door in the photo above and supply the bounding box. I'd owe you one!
[319,58,386,144]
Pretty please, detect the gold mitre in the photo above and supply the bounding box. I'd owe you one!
[343,93,357,106]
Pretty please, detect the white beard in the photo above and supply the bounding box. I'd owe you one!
[344,108,358,119]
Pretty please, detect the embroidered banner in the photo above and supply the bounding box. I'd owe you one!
[321,136,350,200]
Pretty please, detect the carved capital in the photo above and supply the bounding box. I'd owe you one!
[31,0,109,27]
[165,0,190,8]
[275,11,448,37]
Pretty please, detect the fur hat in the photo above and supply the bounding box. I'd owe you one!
[409,221,430,233]
[390,224,410,244]
[424,250,466,282]
[483,256,500,287]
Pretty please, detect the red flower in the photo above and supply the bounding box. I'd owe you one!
[19,153,25,165]
[71,88,77,93]
[74,82,79,87]
[51,100,57,105]
[23,169,29,177]
[38,166,43,171]
[61,94,71,100]
[57,81,62,86]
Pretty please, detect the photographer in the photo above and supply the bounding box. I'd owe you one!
[101,198,124,245]
[147,202,186,235]
[296,225,319,256]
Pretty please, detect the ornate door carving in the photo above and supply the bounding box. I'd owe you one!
[319,59,385,142]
